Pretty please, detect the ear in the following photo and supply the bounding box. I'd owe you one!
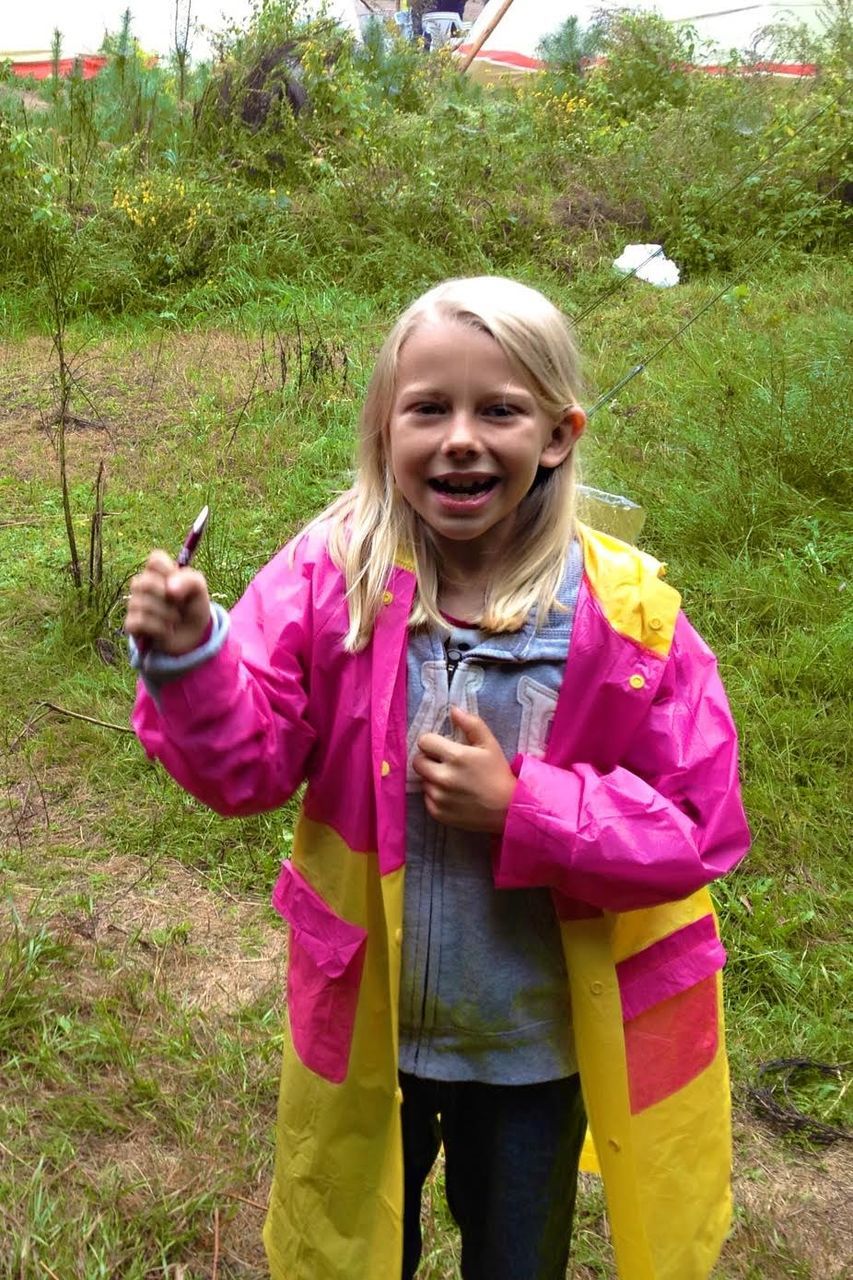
[539,405,586,469]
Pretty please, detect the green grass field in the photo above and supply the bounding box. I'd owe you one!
[1,5,851,1276]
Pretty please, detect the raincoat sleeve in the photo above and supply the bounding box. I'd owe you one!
[131,534,320,817]
[494,615,749,912]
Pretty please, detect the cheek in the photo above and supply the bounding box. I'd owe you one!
[387,432,405,481]
[388,444,409,487]
[389,433,426,480]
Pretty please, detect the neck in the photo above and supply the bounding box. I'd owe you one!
[434,537,507,623]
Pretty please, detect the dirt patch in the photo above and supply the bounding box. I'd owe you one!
[0,325,348,491]
[724,1121,853,1277]
[9,852,283,1014]
[553,185,648,235]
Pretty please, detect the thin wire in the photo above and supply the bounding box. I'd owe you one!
[571,81,850,326]
[587,161,850,417]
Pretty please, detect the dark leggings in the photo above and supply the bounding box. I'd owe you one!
[400,1072,586,1280]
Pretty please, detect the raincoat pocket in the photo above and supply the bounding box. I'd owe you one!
[617,913,726,1114]
[272,861,368,1084]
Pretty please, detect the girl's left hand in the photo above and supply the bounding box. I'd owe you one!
[412,706,516,835]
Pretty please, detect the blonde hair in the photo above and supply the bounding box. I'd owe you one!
[323,276,584,652]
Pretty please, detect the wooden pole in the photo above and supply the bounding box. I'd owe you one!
[457,0,518,74]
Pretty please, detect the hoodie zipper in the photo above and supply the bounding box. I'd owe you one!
[413,639,465,1069]
[445,642,464,687]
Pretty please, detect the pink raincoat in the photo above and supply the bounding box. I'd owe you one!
[133,522,749,1280]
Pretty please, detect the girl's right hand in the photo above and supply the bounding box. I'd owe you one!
[125,550,212,655]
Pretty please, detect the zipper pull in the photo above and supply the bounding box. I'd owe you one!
[444,643,468,738]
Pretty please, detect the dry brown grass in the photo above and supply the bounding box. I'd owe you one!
[9,850,281,1014]
[0,329,279,487]
[724,1126,853,1278]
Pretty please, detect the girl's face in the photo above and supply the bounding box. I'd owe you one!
[388,319,584,562]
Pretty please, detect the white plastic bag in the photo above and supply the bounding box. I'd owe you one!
[613,244,680,288]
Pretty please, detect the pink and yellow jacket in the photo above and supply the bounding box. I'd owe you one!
[132,522,750,1280]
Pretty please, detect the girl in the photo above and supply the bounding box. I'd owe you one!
[125,277,749,1280]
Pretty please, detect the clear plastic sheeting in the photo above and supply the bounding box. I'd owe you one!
[577,485,646,544]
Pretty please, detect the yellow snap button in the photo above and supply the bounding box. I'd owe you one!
[382,590,394,605]
[395,1087,404,1104]
[608,1137,622,1153]
[590,981,604,995]
[381,760,391,777]
[395,928,403,944]
[649,617,662,631]
[629,674,645,690]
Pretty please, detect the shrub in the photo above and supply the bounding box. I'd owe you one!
[109,171,219,284]
[585,9,698,118]
[536,15,603,92]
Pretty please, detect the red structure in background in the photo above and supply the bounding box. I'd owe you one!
[8,54,108,80]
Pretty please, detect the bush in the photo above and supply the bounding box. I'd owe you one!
[586,9,698,117]
[109,171,220,284]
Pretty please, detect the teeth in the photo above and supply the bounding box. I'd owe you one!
[432,478,495,495]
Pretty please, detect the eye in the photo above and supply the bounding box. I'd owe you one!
[410,401,445,416]
[483,402,520,419]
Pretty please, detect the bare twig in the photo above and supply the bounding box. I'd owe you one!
[186,862,243,904]
[4,778,30,854]
[87,461,106,602]
[212,1207,221,1280]
[221,1190,268,1212]
[7,705,52,750]
[63,364,113,437]
[226,364,262,450]
[35,701,134,735]
[147,327,167,401]
[0,514,117,529]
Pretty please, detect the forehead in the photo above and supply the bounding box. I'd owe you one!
[395,319,528,388]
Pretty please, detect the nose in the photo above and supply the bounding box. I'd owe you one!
[441,409,482,457]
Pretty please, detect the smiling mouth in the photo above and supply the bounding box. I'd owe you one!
[429,476,499,496]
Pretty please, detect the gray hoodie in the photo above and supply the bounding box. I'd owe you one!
[399,542,583,1083]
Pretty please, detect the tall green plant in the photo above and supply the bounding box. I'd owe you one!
[0,117,107,594]
[536,15,603,90]
[586,9,698,117]
[50,28,62,101]
[173,0,194,102]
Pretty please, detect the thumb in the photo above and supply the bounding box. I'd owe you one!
[449,705,494,747]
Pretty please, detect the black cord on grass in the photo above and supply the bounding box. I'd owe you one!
[747,1057,852,1146]
[587,160,850,417]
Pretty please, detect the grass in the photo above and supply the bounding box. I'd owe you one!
[1,8,852,1273]
[2,259,851,1278]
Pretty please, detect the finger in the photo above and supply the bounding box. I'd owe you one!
[422,786,445,821]
[145,549,178,577]
[417,731,463,763]
[411,753,451,786]
[127,595,178,626]
[449,705,493,747]
[129,568,171,602]
[165,567,208,605]
[124,599,180,639]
